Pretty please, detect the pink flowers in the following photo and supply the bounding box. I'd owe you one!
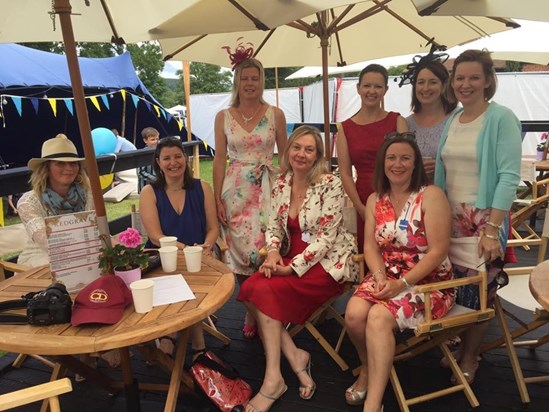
[118,228,143,248]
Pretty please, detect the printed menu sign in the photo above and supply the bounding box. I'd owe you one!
[45,210,101,292]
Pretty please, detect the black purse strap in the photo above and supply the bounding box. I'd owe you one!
[0,293,36,324]
[194,352,239,380]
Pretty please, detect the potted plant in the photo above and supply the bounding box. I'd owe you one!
[99,228,149,286]
[537,132,548,160]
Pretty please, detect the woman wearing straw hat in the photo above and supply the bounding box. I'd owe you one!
[17,134,92,267]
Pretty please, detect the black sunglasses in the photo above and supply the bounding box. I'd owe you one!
[385,132,416,141]
[476,257,509,288]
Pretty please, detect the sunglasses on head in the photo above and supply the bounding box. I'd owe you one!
[385,132,416,141]
[476,257,509,288]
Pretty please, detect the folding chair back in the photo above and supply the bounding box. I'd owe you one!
[389,237,495,412]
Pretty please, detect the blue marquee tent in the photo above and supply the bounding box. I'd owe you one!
[0,44,208,168]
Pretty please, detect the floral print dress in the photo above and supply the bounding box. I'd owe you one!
[354,187,455,331]
[220,106,277,275]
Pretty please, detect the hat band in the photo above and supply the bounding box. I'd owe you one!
[43,153,80,159]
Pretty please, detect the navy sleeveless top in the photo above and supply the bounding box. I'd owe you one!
[145,178,207,248]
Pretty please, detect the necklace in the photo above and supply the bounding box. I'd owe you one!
[238,105,261,125]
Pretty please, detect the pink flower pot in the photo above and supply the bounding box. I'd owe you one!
[114,267,141,287]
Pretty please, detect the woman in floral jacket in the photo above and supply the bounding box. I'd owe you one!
[238,125,358,412]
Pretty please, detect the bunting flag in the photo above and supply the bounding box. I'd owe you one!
[153,104,160,117]
[63,99,74,116]
[30,97,40,114]
[48,98,57,116]
[121,89,126,102]
[100,94,110,110]
[90,96,101,112]
[144,101,151,112]
[176,119,183,131]
[131,94,139,109]
[12,97,22,116]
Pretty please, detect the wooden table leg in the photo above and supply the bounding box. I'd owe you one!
[164,329,189,412]
[119,347,141,412]
[40,362,67,412]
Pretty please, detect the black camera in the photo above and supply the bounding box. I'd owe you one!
[26,283,72,326]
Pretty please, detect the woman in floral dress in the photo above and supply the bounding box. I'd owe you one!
[345,133,454,412]
[213,57,287,338]
[237,126,358,412]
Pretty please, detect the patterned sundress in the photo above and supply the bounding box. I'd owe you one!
[354,187,455,331]
[220,106,277,275]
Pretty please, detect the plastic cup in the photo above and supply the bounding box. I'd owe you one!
[159,236,178,248]
[159,246,178,272]
[184,246,203,272]
[129,279,154,314]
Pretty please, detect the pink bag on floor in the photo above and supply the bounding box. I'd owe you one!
[190,350,252,412]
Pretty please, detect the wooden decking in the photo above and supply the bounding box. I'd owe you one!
[1,245,549,411]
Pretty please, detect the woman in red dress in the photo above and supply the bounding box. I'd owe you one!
[337,64,408,250]
[238,125,358,412]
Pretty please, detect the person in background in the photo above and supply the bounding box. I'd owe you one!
[7,194,20,216]
[434,49,521,384]
[137,127,160,193]
[140,136,218,358]
[405,59,457,182]
[345,133,454,411]
[17,134,92,267]
[112,128,137,153]
[238,126,358,412]
[213,54,287,340]
[337,64,408,251]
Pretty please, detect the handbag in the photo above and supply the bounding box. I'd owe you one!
[190,350,252,412]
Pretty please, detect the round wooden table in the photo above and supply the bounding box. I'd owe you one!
[0,252,234,412]
[529,260,549,311]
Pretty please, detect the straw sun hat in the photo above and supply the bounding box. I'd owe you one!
[28,134,85,171]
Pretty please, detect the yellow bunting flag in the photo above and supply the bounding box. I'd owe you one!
[176,120,183,131]
[90,96,101,112]
[120,89,126,102]
[48,98,57,116]
[153,105,160,117]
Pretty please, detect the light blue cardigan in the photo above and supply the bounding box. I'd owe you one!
[434,102,522,211]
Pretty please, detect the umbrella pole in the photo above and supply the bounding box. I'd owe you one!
[183,61,199,177]
[54,0,111,247]
[321,37,331,170]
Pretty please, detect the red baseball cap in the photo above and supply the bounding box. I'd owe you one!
[71,275,133,326]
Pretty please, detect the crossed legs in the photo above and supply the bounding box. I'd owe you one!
[244,302,314,412]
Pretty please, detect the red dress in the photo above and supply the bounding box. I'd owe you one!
[237,216,343,324]
[341,112,399,249]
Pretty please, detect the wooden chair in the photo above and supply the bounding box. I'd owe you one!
[512,158,549,248]
[380,237,495,412]
[0,377,72,412]
[480,213,549,404]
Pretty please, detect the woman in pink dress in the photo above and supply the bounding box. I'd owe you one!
[337,64,408,250]
[344,133,455,411]
[238,126,358,412]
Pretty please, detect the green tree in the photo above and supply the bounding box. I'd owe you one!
[126,42,168,103]
[168,63,232,105]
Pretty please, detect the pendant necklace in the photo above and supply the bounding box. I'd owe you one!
[239,105,261,125]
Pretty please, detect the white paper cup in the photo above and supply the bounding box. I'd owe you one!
[159,246,178,272]
[184,246,203,272]
[159,236,178,248]
[129,279,154,314]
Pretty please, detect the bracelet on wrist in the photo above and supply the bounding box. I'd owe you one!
[486,221,502,231]
[483,233,499,241]
[401,277,412,289]
[266,247,279,254]
[371,269,384,278]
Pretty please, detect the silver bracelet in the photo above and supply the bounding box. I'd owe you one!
[483,232,499,241]
[401,277,412,289]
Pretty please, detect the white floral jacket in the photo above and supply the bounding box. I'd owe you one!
[266,172,359,283]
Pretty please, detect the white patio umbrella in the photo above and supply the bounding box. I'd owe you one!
[0,0,359,240]
[412,0,549,23]
[161,0,517,161]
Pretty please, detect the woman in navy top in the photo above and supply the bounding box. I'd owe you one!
[140,136,219,357]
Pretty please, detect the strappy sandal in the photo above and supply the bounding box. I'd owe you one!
[191,347,207,363]
[247,384,288,412]
[293,355,316,400]
[451,361,479,385]
[243,323,258,339]
[345,383,367,406]
[440,349,481,369]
